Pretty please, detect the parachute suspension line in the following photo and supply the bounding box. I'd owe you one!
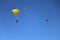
[16,16,18,24]
[16,16,18,20]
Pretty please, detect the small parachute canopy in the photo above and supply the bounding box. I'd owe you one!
[12,9,20,16]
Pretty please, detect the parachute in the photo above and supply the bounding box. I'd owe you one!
[12,9,20,24]
[12,9,20,16]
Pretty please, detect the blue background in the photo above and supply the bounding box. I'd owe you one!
[0,0,60,40]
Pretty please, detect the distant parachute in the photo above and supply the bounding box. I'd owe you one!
[12,9,20,16]
[12,9,20,24]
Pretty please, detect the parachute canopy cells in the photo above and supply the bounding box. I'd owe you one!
[12,9,20,16]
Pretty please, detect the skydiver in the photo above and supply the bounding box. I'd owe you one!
[45,19,48,21]
[45,19,48,24]
[16,19,18,24]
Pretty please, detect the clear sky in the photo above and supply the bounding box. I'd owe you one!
[0,0,60,40]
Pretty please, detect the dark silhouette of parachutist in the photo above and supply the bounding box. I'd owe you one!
[45,19,48,24]
[45,19,48,21]
[16,19,18,24]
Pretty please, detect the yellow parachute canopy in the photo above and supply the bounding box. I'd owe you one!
[12,9,20,16]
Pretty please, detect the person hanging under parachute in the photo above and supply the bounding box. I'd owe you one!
[45,19,48,24]
[12,9,20,24]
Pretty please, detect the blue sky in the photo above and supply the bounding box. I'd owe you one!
[0,0,60,40]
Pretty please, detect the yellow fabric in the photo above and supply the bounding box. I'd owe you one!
[12,9,20,16]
